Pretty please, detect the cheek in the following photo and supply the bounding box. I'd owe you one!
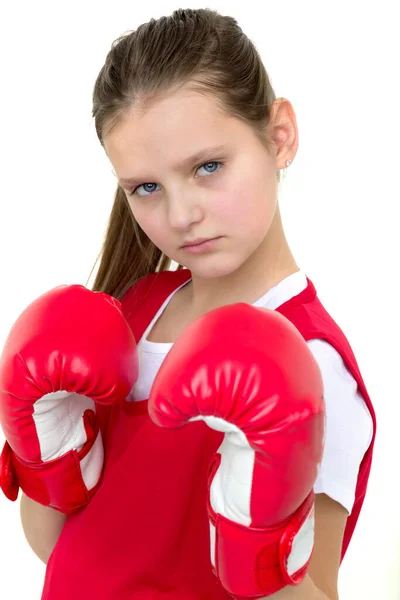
[128,201,164,243]
[219,181,275,237]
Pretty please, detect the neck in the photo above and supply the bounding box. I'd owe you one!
[183,205,299,317]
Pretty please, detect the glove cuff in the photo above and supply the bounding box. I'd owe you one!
[208,491,315,599]
[0,412,103,514]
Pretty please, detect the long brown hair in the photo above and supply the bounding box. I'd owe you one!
[88,8,282,299]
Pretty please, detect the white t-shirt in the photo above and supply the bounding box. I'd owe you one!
[129,270,373,515]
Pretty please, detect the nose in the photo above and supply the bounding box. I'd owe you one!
[166,189,204,230]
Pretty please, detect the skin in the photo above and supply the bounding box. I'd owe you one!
[103,84,348,599]
[104,85,300,319]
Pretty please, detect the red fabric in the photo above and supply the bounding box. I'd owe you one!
[41,269,376,599]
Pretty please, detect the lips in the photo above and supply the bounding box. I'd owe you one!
[181,237,216,248]
[180,237,222,254]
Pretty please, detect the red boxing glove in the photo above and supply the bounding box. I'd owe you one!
[0,285,138,514]
[148,304,325,598]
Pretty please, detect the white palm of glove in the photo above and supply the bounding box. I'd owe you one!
[192,415,315,577]
[33,391,103,491]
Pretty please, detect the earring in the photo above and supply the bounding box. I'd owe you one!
[285,160,292,167]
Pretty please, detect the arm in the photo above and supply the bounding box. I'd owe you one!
[259,575,329,600]
[259,494,348,600]
[148,304,326,597]
[0,285,137,513]
[20,492,67,564]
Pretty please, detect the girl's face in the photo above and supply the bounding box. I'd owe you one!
[104,86,281,279]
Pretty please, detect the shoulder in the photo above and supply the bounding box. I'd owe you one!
[308,339,373,514]
[306,339,373,448]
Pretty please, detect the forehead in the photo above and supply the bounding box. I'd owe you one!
[107,89,228,146]
[103,90,246,174]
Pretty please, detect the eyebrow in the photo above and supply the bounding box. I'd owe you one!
[117,144,230,185]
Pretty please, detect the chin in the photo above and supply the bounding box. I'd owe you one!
[180,256,244,280]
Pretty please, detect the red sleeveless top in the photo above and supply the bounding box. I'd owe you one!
[41,269,376,599]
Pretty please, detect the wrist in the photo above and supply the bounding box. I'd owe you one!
[209,491,315,599]
[0,414,103,513]
[257,575,331,600]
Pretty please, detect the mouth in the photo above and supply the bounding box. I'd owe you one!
[180,237,222,253]
[180,237,217,248]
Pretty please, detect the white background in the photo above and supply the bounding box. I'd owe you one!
[0,1,399,598]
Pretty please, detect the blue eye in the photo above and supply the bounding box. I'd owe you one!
[129,182,158,197]
[128,161,223,198]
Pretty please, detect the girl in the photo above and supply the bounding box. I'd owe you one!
[1,7,375,600]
